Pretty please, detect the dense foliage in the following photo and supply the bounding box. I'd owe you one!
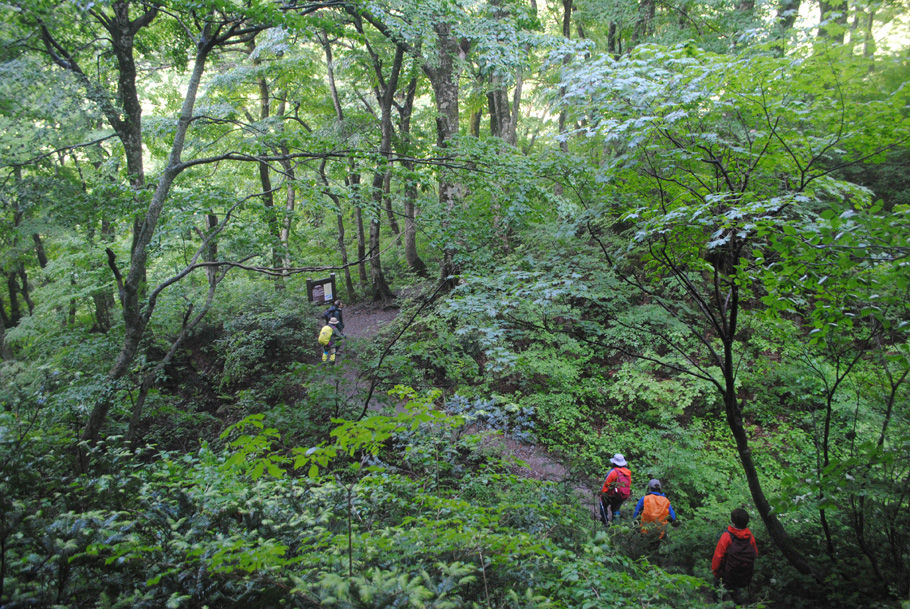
[1,0,908,607]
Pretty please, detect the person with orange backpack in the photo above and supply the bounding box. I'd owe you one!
[711,508,758,604]
[633,479,677,539]
[599,453,631,525]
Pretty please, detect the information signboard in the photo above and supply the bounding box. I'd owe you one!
[306,273,337,304]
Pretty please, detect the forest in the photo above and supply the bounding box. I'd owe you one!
[0,0,908,607]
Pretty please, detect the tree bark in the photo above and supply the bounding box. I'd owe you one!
[322,33,363,299]
[40,2,157,326]
[251,43,282,280]
[5,274,20,327]
[469,110,482,137]
[318,159,356,300]
[555,0,572,199]
[382,172,399,236]
[353,180,368,289]
[631,0,655,47]
[397,71,426,276]
[0,294,10,360]
[17,268,33,316]
[0,298,13,360]
[711,264,818,579]
[81,27,221,455]
[423,22,466,287]
[360,35,402,301]
[92,219,115,332]
[778,0,801,32]
[862,7,876,59]
[32,234,48,268]
[818,0,848,44]
[368,217,393,301]
[607,21,620,58]
[0,292,9,332]
[128,214,222,444]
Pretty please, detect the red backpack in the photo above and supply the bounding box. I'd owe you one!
[604,468,631,500]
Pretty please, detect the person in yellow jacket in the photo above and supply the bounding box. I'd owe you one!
[633,479,678,539]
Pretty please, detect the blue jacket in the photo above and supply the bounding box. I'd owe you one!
[633,492,677,521]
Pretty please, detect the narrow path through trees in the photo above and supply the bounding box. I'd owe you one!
[338,302,599,516]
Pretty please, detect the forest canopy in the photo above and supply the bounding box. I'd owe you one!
[1,0,908,607]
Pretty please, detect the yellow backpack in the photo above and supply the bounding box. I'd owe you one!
[317,324,334,346]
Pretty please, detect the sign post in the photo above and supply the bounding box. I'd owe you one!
[306,273,337,304]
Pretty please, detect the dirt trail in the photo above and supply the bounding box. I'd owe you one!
[343,303,599,517]
[340,303,400,339]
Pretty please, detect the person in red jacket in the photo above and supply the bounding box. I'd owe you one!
[599,454,631,525]
[712,508,758,604]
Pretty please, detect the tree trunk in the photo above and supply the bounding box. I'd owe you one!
[0,293,9,332]
[275,93,297,278]
[716,273,818,579]
[81,32,216,455]
[862,7,876,59]
[32,234,48,268]
[631,0,655,47]
[318,159,357,300]
[362,40,402,301]
[128,214,221,444]
[354,180,368,289]
[382,172,399,236]
[778,0,801,32]
[323,33,364,297]
[16,268,33,316]
[607,21,620,57]
[555,0,572,198]
[0,294,10,360]
[369,217,393,301]
[423,22,466,287]
[398,75,427,276]
[403,190,425,276]
[67,275,76,327]
[92,219,115,332]
[336,210,355,298]
[278,152,298,278]
[5,274,20,327]
[252,44,282,281]
[92,293,113,333]
[818,0,848,44]
[469,110,481,137]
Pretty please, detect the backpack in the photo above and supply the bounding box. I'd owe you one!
[722,531,756,588]
[605,469,631,500]
[323,306,339,323]
[640,494,671,537]
[318,324,334,346]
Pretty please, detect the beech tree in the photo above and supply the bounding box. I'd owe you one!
[556,39,908,577]
[8,0,343,459]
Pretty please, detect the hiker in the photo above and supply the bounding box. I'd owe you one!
[322,300,345,331]
[633,479,677,539]
[712,508,758,605]
[599,453,631,525]
[318,316,343,364]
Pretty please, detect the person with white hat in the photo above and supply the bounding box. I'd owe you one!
[317,316,344,363]
[599,453,632,525]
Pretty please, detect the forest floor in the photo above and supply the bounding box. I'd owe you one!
[341,302,599,518]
